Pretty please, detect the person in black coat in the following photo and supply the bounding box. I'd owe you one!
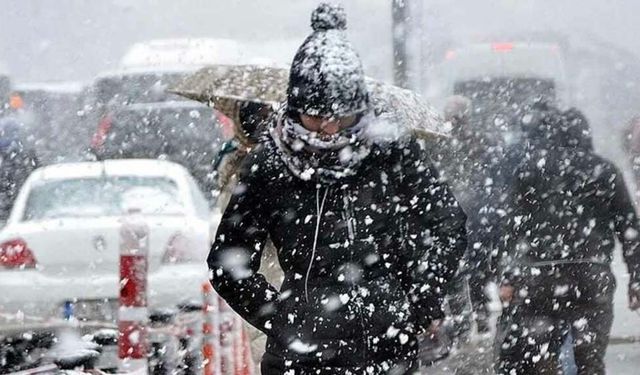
[207,4,467,374]
[0,117,39,223]
[495,106,640,375]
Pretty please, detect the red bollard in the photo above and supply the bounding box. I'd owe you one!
[233,316,242,375]
[233,316,254,375]
[219,297,235,375]
[239,325,254,375]
[203,282,221,375]
[118,209,149,373]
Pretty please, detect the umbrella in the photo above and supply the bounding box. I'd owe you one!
[168,64,448,140]
[168,64,287,128]
[365,78,448,140]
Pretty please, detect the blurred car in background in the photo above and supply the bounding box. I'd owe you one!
[91,101,230,200]
[89,37,246,123]
[86,37,301,204]
[88,68,225,202]
[11,82,90,164]
[0,159,219,322]
[427,41,569,142]
[86,38,245,200]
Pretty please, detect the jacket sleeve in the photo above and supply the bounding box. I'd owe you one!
[610,167,640,288]
[207,151,280,335]
[399,139,468,331]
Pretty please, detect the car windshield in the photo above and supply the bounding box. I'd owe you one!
[22,176,185,220]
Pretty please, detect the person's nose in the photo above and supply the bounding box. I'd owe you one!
[320,121,340,135]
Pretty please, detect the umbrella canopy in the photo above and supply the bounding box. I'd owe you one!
[168,64,287,104]
[365,79,448,140]
[168,64,287,127]
[168,64,448,141]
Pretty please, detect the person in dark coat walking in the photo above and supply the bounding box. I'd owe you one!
[495,106,640,375]
[0,117,39,223]
[207,4,467,374]
[439,95,499,335]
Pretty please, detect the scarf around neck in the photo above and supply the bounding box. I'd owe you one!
[269,108,373,183]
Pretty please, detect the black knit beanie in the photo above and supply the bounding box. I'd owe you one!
[286,3,369,118]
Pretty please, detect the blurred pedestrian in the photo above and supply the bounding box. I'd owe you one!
[0,117,39,223]
[207,3,467,374]
[440,95,495,335]
[495,106,640,375]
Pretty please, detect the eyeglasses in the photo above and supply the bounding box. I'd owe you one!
[300,114,358,134]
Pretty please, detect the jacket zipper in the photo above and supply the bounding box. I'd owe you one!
[305,186,329,303]
[342,189,369,361]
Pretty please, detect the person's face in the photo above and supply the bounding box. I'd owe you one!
[300,114,357,137]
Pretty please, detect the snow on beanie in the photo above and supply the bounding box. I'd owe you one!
[287,3,369,118]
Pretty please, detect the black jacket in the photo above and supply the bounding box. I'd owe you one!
[499,140,640,291]
[0,145,39,222]
[208,137,467,371]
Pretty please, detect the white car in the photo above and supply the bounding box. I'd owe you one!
[0,159,219,322]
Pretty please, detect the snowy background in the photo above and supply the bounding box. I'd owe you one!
[1,0,639,83]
